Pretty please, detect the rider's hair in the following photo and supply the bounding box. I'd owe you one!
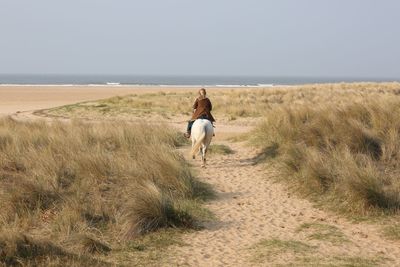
[198,88,207,99]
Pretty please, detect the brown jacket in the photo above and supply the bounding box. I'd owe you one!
[191,97,215,122]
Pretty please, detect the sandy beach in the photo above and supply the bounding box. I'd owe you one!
[0,85,247,115]
[0,86,179,115]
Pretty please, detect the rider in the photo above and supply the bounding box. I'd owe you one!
[184,88,215,138]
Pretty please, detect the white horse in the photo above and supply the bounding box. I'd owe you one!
[190,119,214,168]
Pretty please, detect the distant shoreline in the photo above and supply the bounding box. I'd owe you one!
[0,83,279,88]
[0,74,398,87]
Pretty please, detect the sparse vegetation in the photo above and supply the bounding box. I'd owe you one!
[111,229,189,266]
[382,223,400,241]
[250,237,386,266]
[296,223,349,244]
[208,144,234,155]
[0,117,212,266]
[250,238,315,264]
[279,255,386,267]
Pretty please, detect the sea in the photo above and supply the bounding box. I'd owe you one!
[0,74,397,87]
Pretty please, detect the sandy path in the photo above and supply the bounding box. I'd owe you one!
[169,141,400,266]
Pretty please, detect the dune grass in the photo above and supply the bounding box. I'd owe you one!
[0,117,212,266]
[41,83,400,124]
[251,93,400,215]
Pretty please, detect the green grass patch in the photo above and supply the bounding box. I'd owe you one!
[175,200,215,225]
[382,223,400,241]
[251,237,386,266]
[255,239,314,253]
[208,144,234,155]
[127,229,186,251]
[296,223,349,244]
[44,92,196,119]
[109,229,188,266]
[279,255,387,267]
[190,179,216,202]
[251,238,315,263]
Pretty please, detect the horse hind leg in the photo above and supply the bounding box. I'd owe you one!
[191,138,196,159]
[201,145,207,168]
[202,157,206,168]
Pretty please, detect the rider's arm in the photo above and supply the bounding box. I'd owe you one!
[192,98,198,113]
[208,99,212,111]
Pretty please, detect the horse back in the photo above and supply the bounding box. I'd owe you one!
[194,119,213,133]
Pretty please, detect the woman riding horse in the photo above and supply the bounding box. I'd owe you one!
[184,88,215,138]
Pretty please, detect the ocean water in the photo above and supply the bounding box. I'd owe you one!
[0,74,397,86]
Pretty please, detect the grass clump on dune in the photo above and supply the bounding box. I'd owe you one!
[252,97,400,215]
[0,117,211,266]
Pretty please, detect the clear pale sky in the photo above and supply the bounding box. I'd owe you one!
[1,0,399,78]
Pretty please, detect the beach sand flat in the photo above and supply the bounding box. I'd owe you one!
[0,85,247,115]
[0,86,182,114]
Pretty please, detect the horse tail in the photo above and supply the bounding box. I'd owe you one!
[191,131,206,157]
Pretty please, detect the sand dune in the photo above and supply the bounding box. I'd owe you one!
[3,85,400,266]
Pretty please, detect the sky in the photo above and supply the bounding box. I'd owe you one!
[0,0,399,78]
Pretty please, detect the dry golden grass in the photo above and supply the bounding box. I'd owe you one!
[0,117,212,266]
[252,92,400,215]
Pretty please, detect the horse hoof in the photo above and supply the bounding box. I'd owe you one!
[192,155,195,159]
